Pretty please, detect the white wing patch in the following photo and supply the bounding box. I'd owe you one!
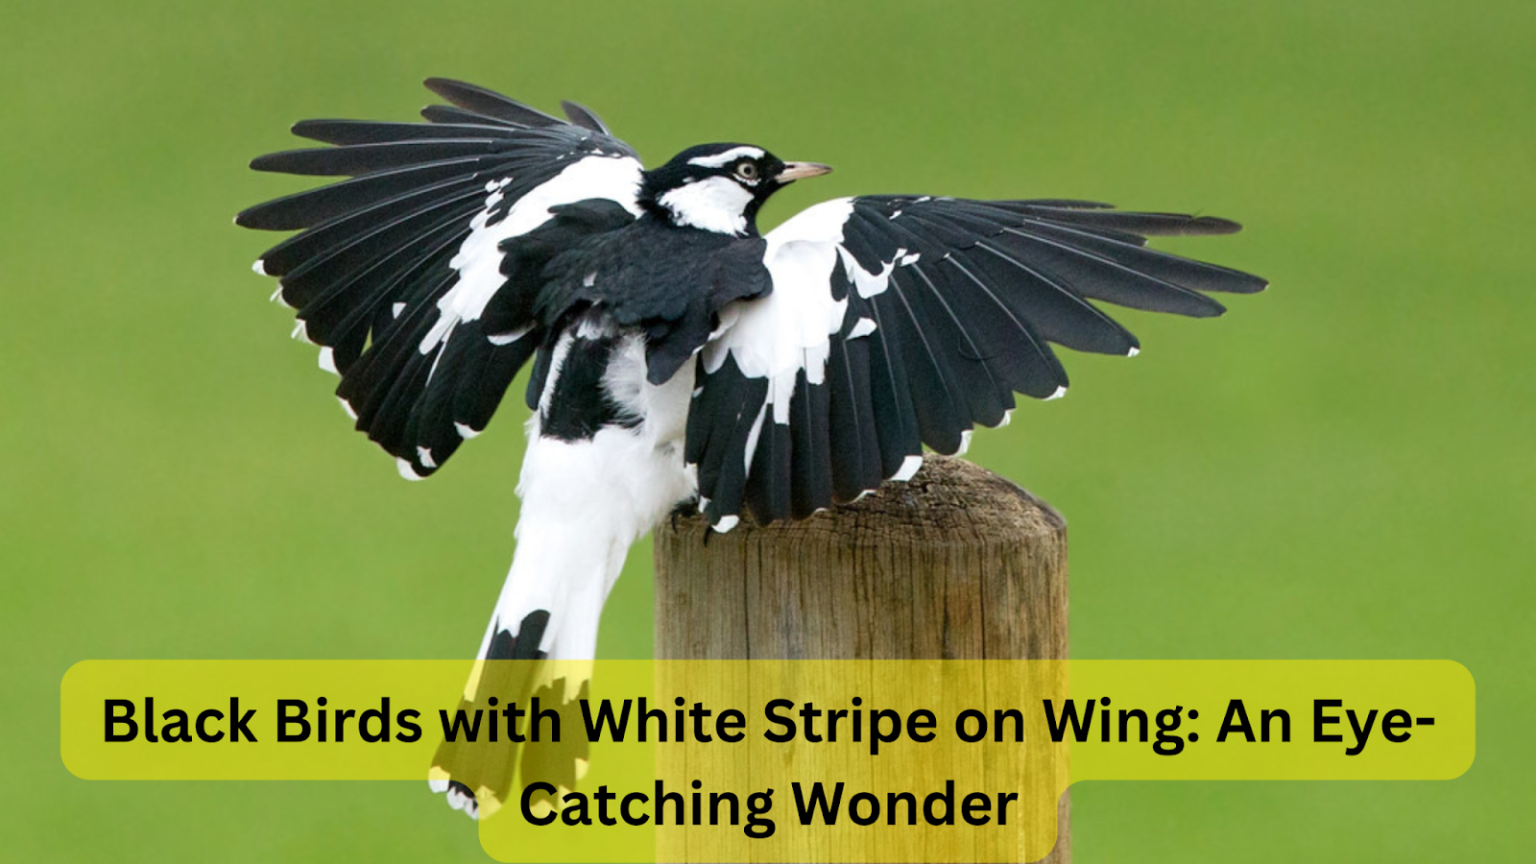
[702,197,929,477]
[702,198,856,382]
[488,324,534,346]
[768,197,856,245]
[417,155,643,356]
[838,246,908,299]
[893,454,923,482]
[396,457,425,481]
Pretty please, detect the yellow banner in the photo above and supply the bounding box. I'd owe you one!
[61,659,1473,863]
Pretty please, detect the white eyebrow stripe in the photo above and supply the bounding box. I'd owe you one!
[686,146,765,168]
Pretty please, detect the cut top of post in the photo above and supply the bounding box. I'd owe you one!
[653,455,1069,662]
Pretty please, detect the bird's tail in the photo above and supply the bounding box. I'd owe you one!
[428,430,661,819]
[427,522,615,819]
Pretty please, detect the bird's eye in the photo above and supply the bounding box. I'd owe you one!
[735,162,759,181]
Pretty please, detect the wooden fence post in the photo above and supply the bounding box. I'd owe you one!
[653,453,1071,862]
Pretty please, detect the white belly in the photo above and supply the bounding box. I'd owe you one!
[487,330,697,659]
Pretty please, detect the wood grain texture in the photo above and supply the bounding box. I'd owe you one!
[654,454,1071,863]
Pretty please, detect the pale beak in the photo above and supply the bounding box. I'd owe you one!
[778,161,833,181]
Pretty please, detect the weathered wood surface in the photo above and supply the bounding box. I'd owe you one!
[654,454,1071,863]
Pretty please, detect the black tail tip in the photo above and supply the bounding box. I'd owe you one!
[438,779,480,819]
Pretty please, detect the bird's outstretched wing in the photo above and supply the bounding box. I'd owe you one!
[688,195,1267,527]
[238,79,642,479]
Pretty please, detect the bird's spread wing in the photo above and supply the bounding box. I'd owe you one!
[688,195,1267,527]
[238,79,642,479]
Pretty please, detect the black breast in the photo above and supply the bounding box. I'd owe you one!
[514,213,776,419]
[538,216,773,384]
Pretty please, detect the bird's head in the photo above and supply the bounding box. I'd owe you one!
[640,143,831,236]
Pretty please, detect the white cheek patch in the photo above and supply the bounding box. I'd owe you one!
[658,176,755,235]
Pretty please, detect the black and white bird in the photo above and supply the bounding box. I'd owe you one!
[239,79,1265,816]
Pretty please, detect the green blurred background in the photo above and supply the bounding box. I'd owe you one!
[3,0,1532,859]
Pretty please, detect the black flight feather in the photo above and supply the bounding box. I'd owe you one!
[250,139,510,177]
[235,158,484,231]
[423,78,565,128]
[560,100,610,134]
[291,118,521,146]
